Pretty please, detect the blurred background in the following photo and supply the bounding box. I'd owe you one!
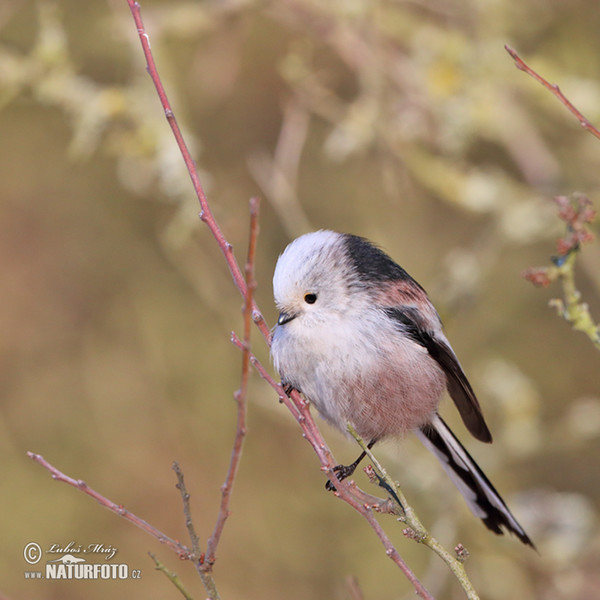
[2,0,600,598]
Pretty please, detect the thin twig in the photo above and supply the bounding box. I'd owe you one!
[229,334,434,600]
[548,251,600,350]
[347,426,481,600]
[292,400,435,600]
[125,0,270,344]
[172,462,202,557]
[172,462,220,599]
[205,198,260,568]
[505,45,600,140]
[27,452,192,559]
[149,553,195,600]
[506,48,600,344]
[59,3,477,598]
[523,194,599,350]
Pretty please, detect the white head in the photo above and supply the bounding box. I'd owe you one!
[272,230,358,327]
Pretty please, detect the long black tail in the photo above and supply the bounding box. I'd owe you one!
[416,414,534,548]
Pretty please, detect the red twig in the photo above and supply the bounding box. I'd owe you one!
[205,198,260,568]
[505,45,600,140]
[292,391,432,598]
[126,0,270,344]
[27,3,434,598]
[229,334,433,600]
[127,0,433,573]
[26,452,192,559]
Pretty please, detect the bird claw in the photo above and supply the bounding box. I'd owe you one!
[325,463,357,491]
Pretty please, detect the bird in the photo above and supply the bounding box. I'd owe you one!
[270,229,534,547]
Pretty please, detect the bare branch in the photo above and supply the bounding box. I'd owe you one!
[172,462,221,599]
[28,4,492,598]
[205,197,260,568]
[172,461,202,558]
[348,427,481,600]
[27,452,192,559]
[505,47,600,348]
[229,333,435,600]
[505,45,600,140]
[125,0,270,344]
[149,553,194,600]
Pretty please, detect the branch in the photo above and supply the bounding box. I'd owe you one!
[523,194,599,350]
[505,49,600,349]
[126,0,271,345]
[172,461,202,560]
[29,4,510,598]
[28,3,486,598]
[124,4,467,595]
[149,553,194,600]
[172,462,222,599]
[27,452,192,559]
[348,426,480,600]
[205,197,260,568]
[230,334,434,600]
[505,45,600,140]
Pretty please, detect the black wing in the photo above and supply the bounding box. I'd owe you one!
[385,307,492,443]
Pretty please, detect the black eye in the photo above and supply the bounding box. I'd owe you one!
[304,293,317,304]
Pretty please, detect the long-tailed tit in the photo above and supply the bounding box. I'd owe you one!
[271,230,533,547]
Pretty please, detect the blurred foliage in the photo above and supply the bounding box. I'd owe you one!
[2,0,600,599]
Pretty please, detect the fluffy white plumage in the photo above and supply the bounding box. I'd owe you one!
[272,231,445,440]
[270,230,534,547]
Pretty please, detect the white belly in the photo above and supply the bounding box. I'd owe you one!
[271,310,446,440]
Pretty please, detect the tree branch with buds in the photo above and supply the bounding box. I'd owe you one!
[123,3,442,597]
[26,3,499,600]
[505,45,600,140]
[506,47,599,350]
[523,194,599,350]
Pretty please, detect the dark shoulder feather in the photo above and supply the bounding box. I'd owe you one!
[343,234,422,285]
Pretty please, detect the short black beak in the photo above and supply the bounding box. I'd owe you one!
[278,311,296,325]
